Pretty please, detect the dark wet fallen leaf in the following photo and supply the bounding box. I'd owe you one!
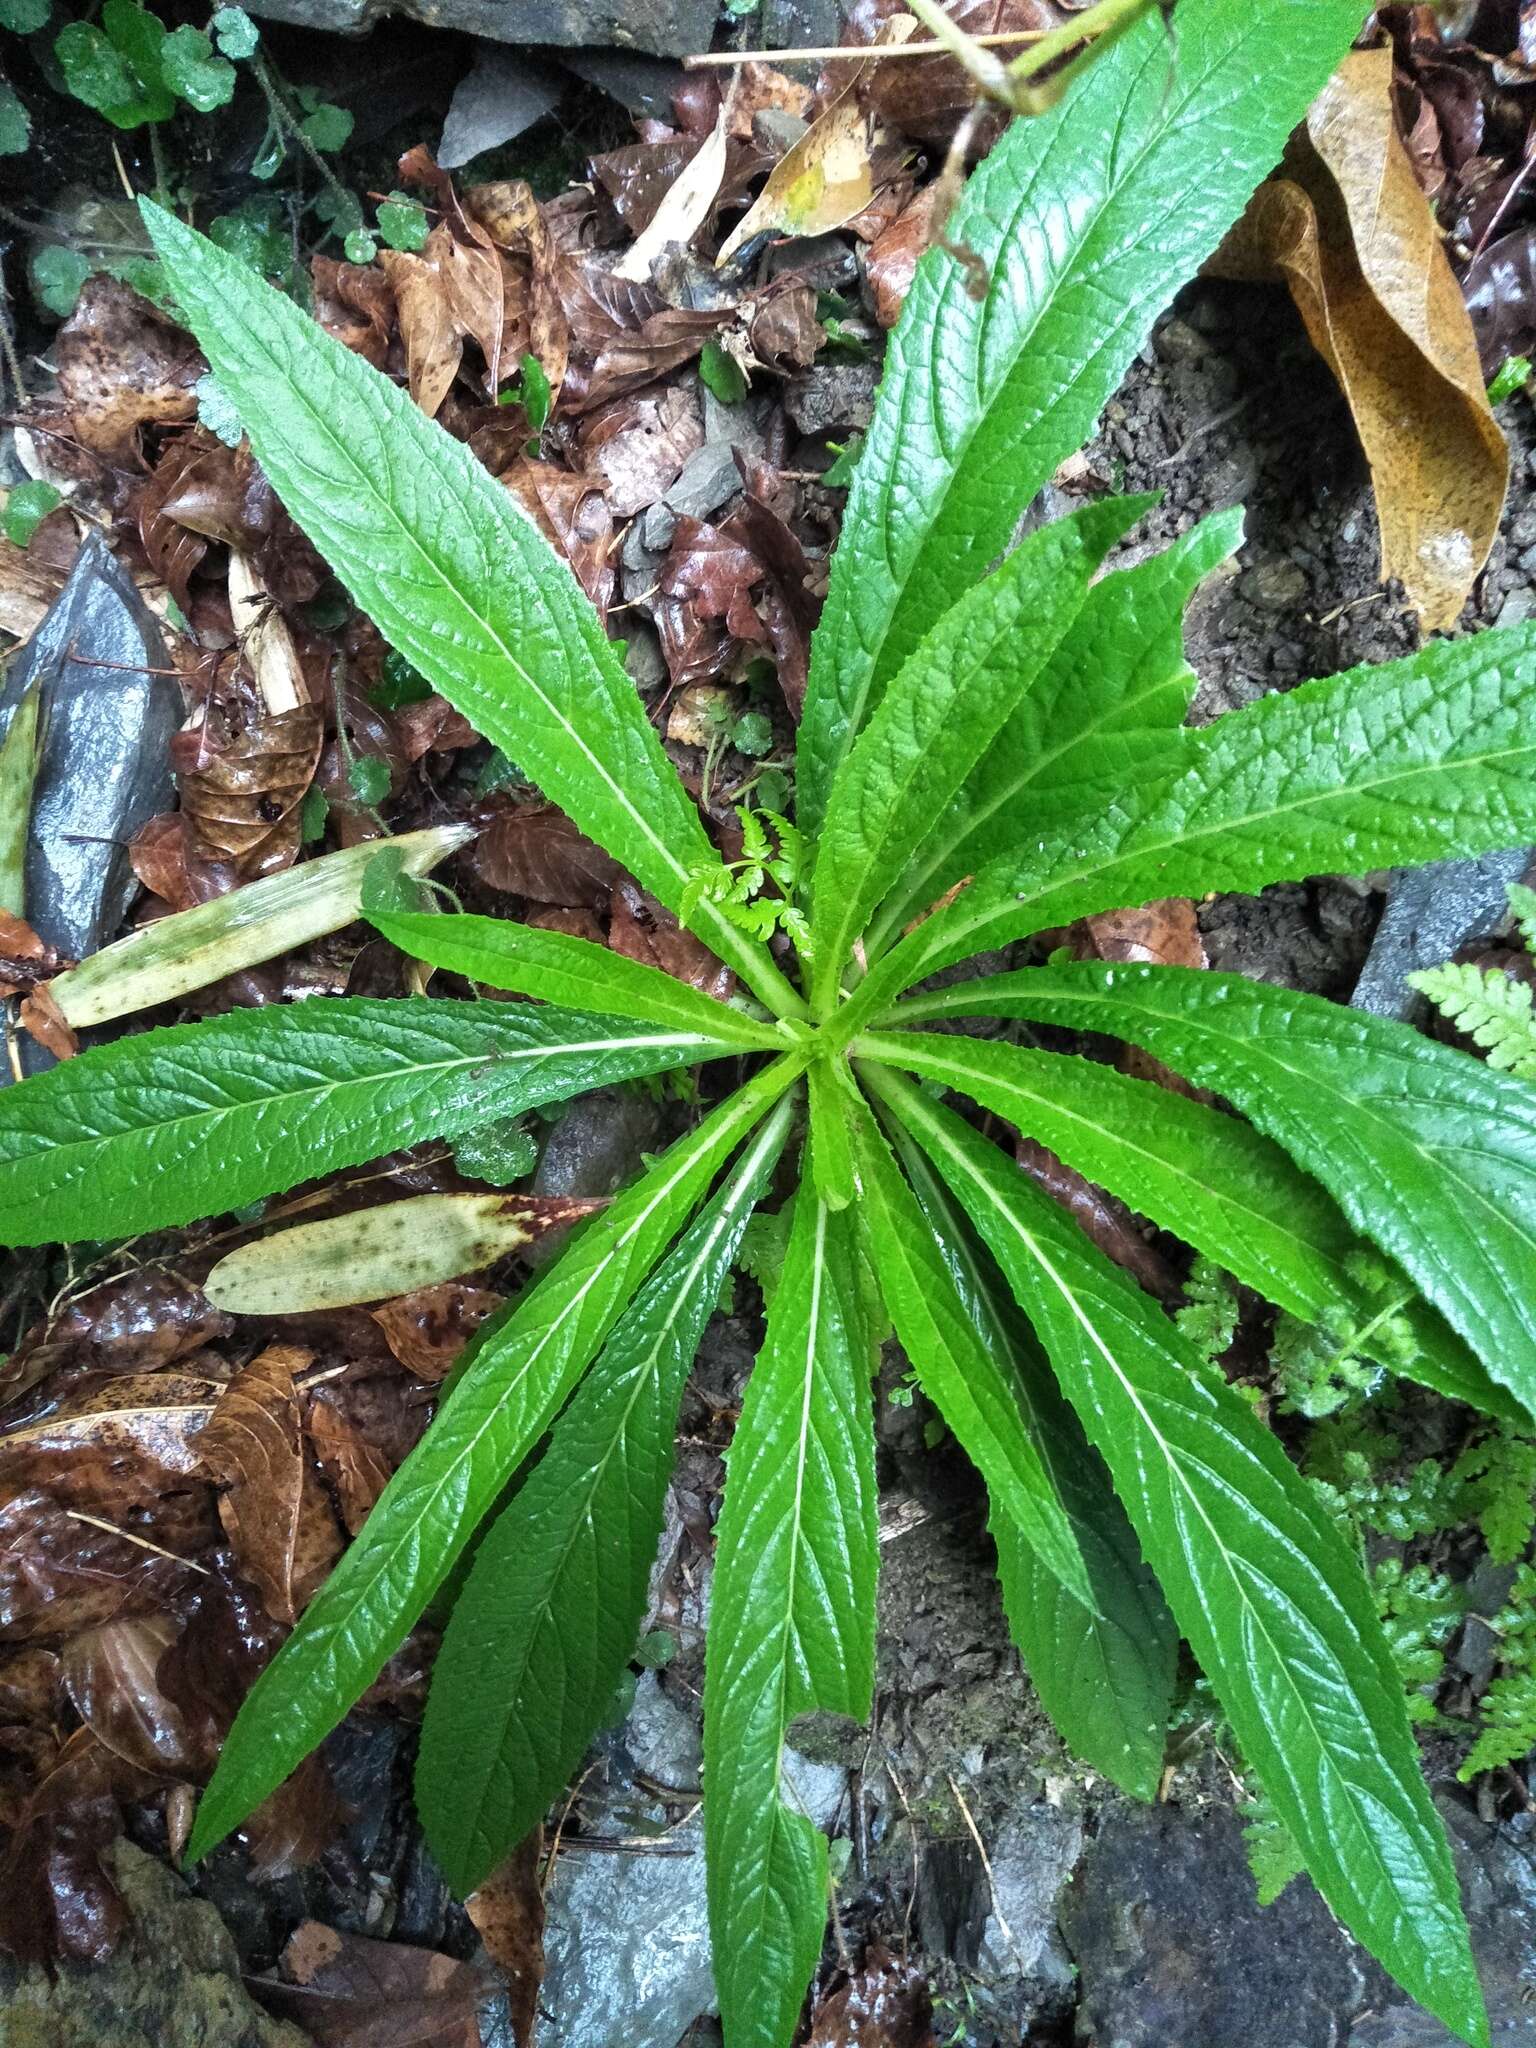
[556,252,726,414]
[0,1467,212,1643]
[805,1941,936,2047]
[0,911,66,999]
[1465,225,1536,374]
[156,1562,282,1771]
[369,1282,506,1382]
[306,1393,395,1533]
[590,135,708,234]
[198,1345,344,1627]
[469,801,624,905]
[127,811,196,912]
[60,1617,198,1779]
[576,382,703,520]
[1219,47,1507,628]
[744,281,824,371]
[720,470,818,716]
[0,1727,135,1965]
[133,429,279,610]
[465,1834,545,2048]
[391,694,479,763]
[259,1921,485,2048]
[177,704,325,882]
[656,517,769,690]
[611,881,733,1000]
[0,1371,225,1476]
[501,460,616,618]
[53,276,202,460]
[40,1268,233,1377]
[866,187,940,329]
[1016,1137,1182,1305]
[242,1749,345,1880]
[312,256,398,369]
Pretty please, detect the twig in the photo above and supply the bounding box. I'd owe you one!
[946,1769,1024,1973]
[63,1511,212,1574]
[683,28,1045,65]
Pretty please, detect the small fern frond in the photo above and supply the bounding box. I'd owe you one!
[1408,960,1536,1077]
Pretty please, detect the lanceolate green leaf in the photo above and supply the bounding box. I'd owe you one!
[796,0,1368,831]
[184,1056,802,1866]
[366,906,779,1050]
[852,1102,1093,1607]
[890,1119,1176,1800]
[880,1072,1487,2048]
[837,620,1536,1032]
[806,1057,858,1210]
[704,1164,878,2048]
[140,202,803,1022]
[0,998,725,1248]
[857,1027,1517,1421]
[918,963,1536,1424]
[418,1095,793,1895]
[806,497,1144,1010]
[867,512,1240,955]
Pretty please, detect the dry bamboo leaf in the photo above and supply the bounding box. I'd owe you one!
[1220,48,1507,630]
[204,1192,603,1315]
[716,17,916,267]
[199,1344,343,1626]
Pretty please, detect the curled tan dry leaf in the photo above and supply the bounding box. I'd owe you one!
[198,1345,343,1627]
[1218,47,1507,631]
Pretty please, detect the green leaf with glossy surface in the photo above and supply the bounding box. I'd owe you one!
[890,1117,1176,1800]
[912,963,1536,1424]
[0,998,726,1248]
[868,512,1240,953]
[796,0,1369,831]
[185,1055,801,1867]
[418,1096,792,1893]
[852,1103,1093,1607]
[838,621,1536,1033]
[139,202,802,1022]
[807,497,1144,1010]
[857,1027,1517,1421]
[367,906,778,1050]
[881,1072,1487,2047]
[704,1161,878,2048]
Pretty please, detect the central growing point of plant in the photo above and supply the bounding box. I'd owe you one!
[5,5,1536,2043]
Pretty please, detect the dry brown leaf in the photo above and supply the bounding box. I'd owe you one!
[466,1834,545,2048]
[867,187,941,328]
[306,1394,395,1533]
[369,1282,505,1382]
[198,1345,343,1627]
[380,241,463,420]
[806,1940,936,2046]
[60,1617,198,1780]
[1219,48,1507,629]
[1080,899,1206,971]
[470,802,624,904]
[1016,1138,1181,1304]
[610,882,733,1000]
[53,277,202,459]
[262,1921,484,2048]
[716,17,915,266]
[500,460,616,618]
[178,704,324,880]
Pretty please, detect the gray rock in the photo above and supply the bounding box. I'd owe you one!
[0,531,179,1081]
[560,48,687,120]
[438,43,560,168]
[1239,557,1309,609]
[764,231,858,294]
[533,1088,664,1201]
[974,1812,1082,1994]
[781,1747,847,1832]
[642,501,679,553]
[1351,849,1532,1021]
[784,361,880,438]
[754,108,810,155]
[541,1817,715,2048]
[0,1840,310,2048]
[623,625,669,695]
[0,531,179,966]
[244,0,718,58]
[762,0,842,48]
[664,443,742,523]
[1062,1803,1380,2048]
